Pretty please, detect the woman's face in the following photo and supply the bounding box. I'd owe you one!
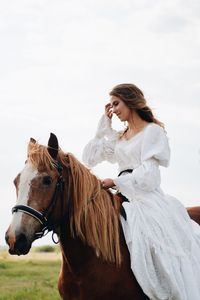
[110,96,131,122]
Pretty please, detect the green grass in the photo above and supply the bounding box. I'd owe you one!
[0,259,61,300]
[33,245,58,253]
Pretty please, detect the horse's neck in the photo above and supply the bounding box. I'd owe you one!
[60,162,123,269]
[59,221,95,272]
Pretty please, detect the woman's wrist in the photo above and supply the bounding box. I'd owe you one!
[95,114,112,138]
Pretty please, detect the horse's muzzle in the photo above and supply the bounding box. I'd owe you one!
[5,231,31,255]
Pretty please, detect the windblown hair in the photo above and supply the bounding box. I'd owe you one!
[28,140,56,171]
[110,83,164,129]
[27,140,122,265]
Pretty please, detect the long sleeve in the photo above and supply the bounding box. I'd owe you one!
[113,124,170,200]
[82,115,118,168]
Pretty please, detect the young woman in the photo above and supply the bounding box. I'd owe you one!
[82,83,200,300]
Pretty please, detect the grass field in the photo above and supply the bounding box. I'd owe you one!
[0,249,62,300]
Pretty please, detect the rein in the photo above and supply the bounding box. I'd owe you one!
[12,162,65,242]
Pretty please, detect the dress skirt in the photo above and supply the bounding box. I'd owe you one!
[120,188,200,300]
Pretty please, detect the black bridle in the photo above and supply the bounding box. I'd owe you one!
[12,163,65,241]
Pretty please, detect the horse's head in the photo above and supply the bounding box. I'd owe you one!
[5,134,122,264]
[5,133,65,255]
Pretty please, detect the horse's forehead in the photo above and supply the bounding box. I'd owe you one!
[20,162,38,184]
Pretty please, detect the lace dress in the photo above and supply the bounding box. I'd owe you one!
[82,115,200,300]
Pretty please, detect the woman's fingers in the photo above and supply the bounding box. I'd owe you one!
[101,178,114,189]
[105,103,113,119]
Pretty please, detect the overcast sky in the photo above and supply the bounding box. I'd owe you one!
[0,0,200,246]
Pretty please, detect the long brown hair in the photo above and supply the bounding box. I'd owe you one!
[109,83,164,128]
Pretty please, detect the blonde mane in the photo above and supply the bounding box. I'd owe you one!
[27,140,122,265]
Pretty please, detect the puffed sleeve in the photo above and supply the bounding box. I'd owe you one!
[82,115,118,167]
[113,124,170,199]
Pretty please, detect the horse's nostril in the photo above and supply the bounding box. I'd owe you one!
[16,233,28,252]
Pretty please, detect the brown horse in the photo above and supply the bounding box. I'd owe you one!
[5,133,200,300]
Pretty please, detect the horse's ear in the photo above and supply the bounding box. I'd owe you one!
[48,133,59,159]
[30,138,36,144]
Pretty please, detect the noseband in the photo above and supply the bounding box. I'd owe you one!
[12,163,65,241]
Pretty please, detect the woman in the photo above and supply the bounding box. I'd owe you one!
[82,83,200,300]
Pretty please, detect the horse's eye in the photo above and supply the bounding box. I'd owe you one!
[42,176,52,186]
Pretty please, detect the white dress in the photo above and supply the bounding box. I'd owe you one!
[82,115,200,300]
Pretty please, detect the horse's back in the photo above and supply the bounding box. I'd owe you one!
[187,206,200,225]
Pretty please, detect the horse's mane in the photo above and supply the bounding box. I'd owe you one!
[28,141,122,265]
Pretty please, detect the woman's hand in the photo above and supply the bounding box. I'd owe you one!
[105,103,113,119]
[101,178,115,189]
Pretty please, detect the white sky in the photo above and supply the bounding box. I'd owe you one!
[0,0,200,246]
